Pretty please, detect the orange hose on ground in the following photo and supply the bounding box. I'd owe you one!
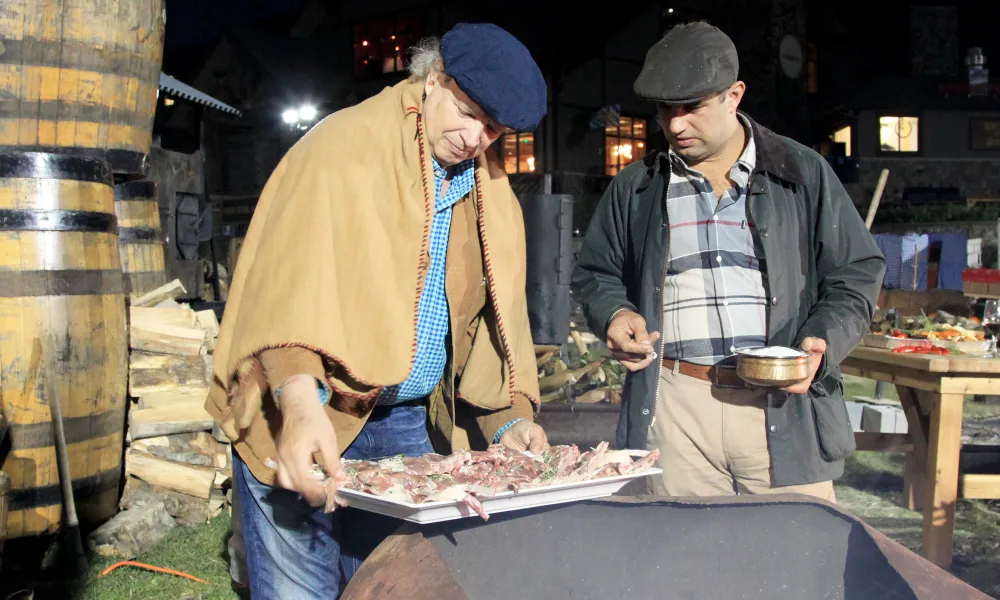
[98,561,210,584]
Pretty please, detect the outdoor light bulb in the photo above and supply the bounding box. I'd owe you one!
[668,8,674,13]
[298,105,317,121]
[282,108,299,124]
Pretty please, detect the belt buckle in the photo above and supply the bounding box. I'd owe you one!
[713,365,745,389]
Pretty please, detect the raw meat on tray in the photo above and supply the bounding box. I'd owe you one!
[322,442,659,520]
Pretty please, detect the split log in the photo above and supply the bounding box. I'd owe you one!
[126,451,216,499]
[138,388,210,410]
[607,388,623,404]
[569,330,589,356]
[534,344,561,368]
[536,351,556,368]
[194,309,220,339]
[128,404,215,440]
[212,422,231,444]
[129,352,209,396]
[208,488,226,519]
[120,477,210,527]
[538,359,605,394]
[131,279,187,308]
[540,390,564,403]
[534,344,561,355]
[575,388,609,404]
[130,322,205,356]
[88,500,176,558]
[129,306,197,329]
[130,432,227,468]
[194,309,220,351]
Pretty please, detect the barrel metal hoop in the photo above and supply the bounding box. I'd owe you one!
[0,269,125,297]
[118,227,162,243]
[7,467,122,511]
[0,151,112,183]
[0,38,163,81]
[0,209,117,234]
[0,147,147,178]
[113,180,157,201]
[7,409,124,450]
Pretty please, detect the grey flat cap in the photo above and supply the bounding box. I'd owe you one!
[634,22,739,104]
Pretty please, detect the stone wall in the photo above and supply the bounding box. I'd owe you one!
[853,158,1000,205]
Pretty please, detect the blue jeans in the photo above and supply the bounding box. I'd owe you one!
[234,402,434,599]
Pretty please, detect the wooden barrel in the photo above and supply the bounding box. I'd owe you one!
[0,0,167,178]
[0,470,9,565]
[114,180,166,296]
[0,151,128,539]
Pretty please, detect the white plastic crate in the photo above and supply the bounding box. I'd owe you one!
[968,237,983,268]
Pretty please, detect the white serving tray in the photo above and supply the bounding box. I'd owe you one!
[337,451,662,524]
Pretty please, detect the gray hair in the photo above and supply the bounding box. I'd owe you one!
[407,37,444,81]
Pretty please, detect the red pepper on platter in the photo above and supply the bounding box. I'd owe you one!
[890,345,950,355]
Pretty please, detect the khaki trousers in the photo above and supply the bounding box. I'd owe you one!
[646,366,836,502]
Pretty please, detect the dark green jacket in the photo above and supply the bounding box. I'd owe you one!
[571,116,886,485]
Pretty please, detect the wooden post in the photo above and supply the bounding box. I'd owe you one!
[864,169,889,230]
[898,387,930,512]
[922,392,965,568]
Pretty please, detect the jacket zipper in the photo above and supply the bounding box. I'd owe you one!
[649,163,671,427]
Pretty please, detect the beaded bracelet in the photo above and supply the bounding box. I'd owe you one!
[274,375,329,407]
[493,418,525,444]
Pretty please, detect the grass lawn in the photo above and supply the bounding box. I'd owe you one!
[77,515,237,600]
[54,377,1000,598]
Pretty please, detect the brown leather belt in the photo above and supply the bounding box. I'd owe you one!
[662,357,748,389]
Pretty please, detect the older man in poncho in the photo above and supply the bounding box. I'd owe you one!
[206,23,549,598]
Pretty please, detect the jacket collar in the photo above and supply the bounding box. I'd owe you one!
[743,113,805,186]
[648,112,805,186]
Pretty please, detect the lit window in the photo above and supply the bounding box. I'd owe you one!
[605,117,648,176]
[354,11,423,78]
[831,126,851,156]
[502,133,536,174]
[879,116,919,152]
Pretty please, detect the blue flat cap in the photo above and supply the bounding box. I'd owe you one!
[441,23,547,131]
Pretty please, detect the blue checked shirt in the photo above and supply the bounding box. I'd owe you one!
[377,157,477,404]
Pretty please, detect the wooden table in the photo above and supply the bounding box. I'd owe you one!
[842,346,1000,568]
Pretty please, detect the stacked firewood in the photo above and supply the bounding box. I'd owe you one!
[120,279,231,525]
[535,327,624,405]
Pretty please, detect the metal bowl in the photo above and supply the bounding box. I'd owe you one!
[735,348,811,388]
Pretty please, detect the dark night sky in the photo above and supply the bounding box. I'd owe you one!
[161,0,1000,99]
[164,0,306,51]
[816,1,1000,72]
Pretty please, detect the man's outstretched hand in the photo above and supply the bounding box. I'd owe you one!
[272,375,339,507]
[780,337,826,394]
[606,310,660,372]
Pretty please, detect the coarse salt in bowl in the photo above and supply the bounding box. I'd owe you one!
[737,346,808,358]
